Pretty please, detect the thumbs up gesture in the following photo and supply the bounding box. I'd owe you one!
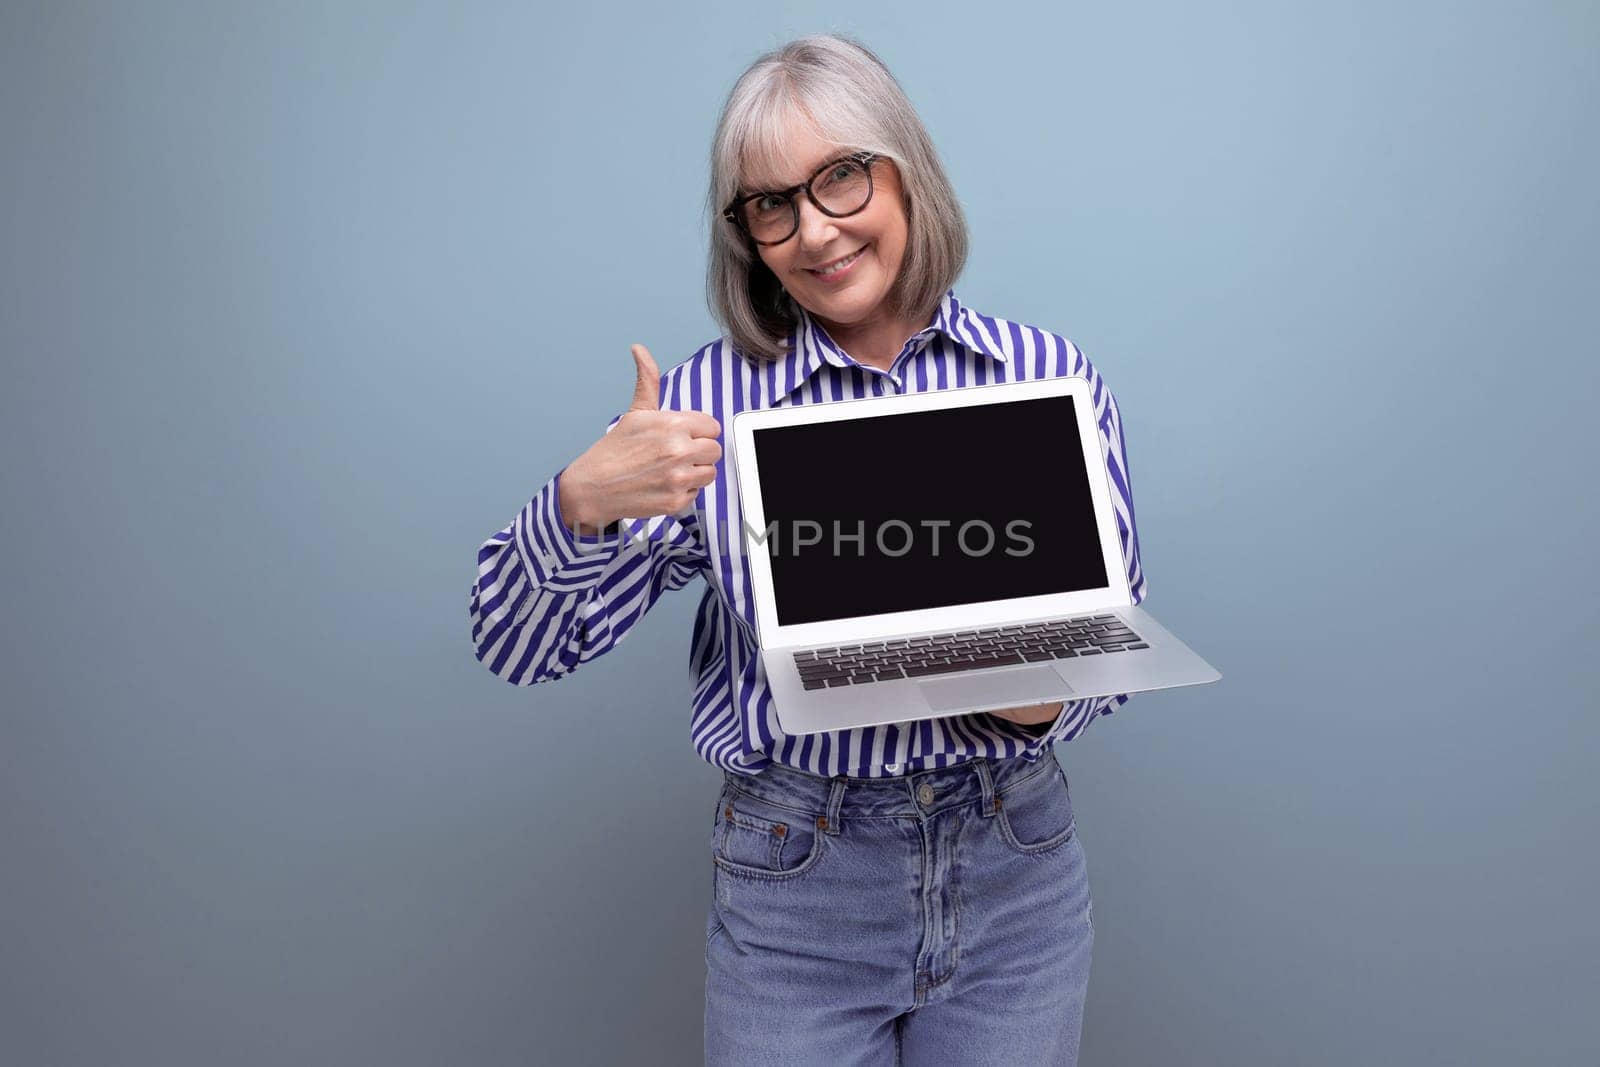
[557,344,723,535]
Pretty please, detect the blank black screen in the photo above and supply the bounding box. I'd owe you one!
[751,394,1109,626]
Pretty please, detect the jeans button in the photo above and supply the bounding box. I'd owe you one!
[917,782,936,806]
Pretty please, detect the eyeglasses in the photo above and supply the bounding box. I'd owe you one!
[722,152,883,246]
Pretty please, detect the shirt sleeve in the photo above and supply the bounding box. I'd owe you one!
[467,416,708,687]
[1019,350,1148,750]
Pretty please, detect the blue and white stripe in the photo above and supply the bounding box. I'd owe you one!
[469,289,1147,778]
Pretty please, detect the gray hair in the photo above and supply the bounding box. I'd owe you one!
[705,34,969,364]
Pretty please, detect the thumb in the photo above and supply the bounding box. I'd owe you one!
[628,344,661,411]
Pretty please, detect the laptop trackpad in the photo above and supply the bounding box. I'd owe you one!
[918,667,1075,713]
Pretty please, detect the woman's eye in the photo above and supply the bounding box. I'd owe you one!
[754,194,787,213]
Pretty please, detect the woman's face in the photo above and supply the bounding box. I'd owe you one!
[746,120,909,336]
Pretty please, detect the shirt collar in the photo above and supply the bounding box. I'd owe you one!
[773,288,1009,399]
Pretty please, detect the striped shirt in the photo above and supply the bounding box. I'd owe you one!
[469,289,1147,778]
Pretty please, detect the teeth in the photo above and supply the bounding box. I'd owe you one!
[814,247,863,275]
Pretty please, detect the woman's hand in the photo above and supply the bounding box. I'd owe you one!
[988,701,1063,727]
[558,344,723,534]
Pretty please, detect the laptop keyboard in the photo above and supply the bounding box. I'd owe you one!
[792,615,1149,690]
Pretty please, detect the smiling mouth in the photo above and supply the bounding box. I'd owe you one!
[806,245,867,276]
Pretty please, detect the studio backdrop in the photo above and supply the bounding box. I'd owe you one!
[2,2,1596,1064]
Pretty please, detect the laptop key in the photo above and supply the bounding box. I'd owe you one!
[1127,643,1149,650]
[966,653,1025,669]
[904,664,951,677]
[802,679,828,690]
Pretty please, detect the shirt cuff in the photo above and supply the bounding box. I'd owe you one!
[1021,695,1128,749]
[513,468,626,593]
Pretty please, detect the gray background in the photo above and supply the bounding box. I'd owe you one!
[3,1,1596,1064]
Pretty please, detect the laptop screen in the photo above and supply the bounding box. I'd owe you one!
[750,394,1110,627]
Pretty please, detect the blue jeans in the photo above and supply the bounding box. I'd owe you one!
[704,754,1093,1066]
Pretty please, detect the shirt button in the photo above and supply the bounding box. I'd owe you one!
[917,783,936,806]
[884,763,901,775]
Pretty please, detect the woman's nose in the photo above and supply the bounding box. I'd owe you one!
[794,196,840,251]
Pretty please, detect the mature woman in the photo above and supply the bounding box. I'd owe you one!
[469,33,1146,1066]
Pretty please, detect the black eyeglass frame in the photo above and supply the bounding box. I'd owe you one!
[721,151,884,246]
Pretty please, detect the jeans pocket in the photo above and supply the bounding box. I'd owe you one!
[711,784,827,881]
[994,762,1077,855]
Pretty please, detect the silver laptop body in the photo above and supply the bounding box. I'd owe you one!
[727,375,1220,737]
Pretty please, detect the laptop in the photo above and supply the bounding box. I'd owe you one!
[726,375,1221,737]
